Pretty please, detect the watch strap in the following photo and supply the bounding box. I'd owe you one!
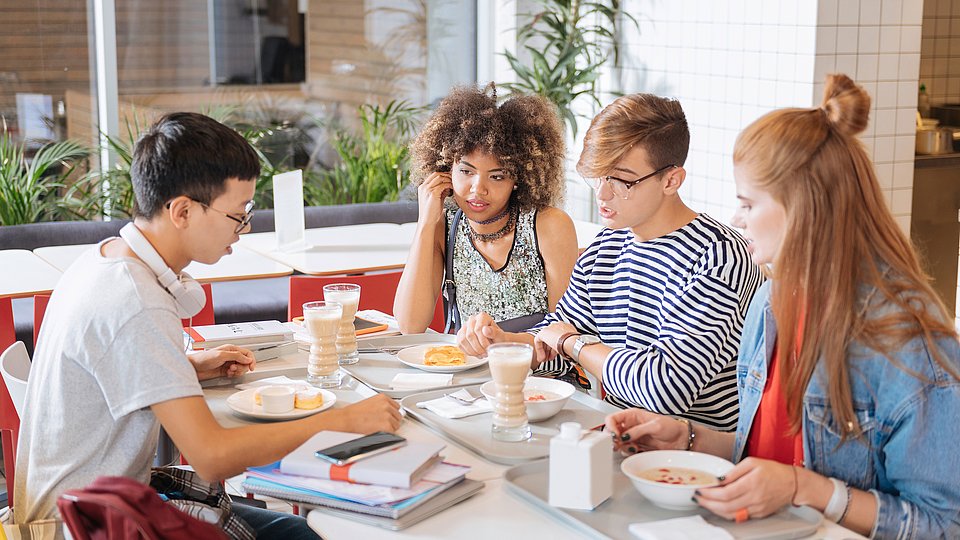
[572,334,600,364]
[556,332,578,361]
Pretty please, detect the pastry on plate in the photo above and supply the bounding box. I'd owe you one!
[294,388,324,409]
[423,345,466,366]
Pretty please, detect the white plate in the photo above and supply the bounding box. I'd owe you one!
[395,343,488,373]
[226,387,336,420]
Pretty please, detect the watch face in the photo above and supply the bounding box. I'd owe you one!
[579,334,601,345]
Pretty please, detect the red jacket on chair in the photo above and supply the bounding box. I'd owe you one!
[57,476,227,540]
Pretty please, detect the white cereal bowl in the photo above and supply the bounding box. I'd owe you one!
[479,377,575,422]
[621,450,735,510]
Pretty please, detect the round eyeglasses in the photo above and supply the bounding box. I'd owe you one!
[194,199,255,234]
[582,164,677,200]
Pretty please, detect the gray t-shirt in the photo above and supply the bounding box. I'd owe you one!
[14,240,203,523]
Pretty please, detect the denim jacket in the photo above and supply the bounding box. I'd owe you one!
[734,281,960,539]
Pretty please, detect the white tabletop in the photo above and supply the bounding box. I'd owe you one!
[203,354,862,540]
[237,223,416,276]
[33,244,293,283]
[0,249,63,298]
[238,220,605,276]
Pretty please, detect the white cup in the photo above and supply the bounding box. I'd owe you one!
[259,385,295,413]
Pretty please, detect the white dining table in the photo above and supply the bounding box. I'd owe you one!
[238,220,605,276]
[0,249,64,298]
[203,354,863,540]
[33,243,294,283]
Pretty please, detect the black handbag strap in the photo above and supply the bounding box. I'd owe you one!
[441,209,547,335]
[442,210,463,333]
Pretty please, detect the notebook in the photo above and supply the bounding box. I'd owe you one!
[247,461,469,506]
[247,477,484,530]
[280,431,444,488]
[185,320,293,348]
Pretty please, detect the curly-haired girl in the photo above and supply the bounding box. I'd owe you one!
[393,84,578,333]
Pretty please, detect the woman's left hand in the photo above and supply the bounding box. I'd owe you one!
[694,457,797,520]
[188,344,257,381]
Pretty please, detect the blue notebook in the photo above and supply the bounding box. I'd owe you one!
[241,475,482,525]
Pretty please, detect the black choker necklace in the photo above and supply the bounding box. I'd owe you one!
[468,207,517,242]
[472,205,511,225]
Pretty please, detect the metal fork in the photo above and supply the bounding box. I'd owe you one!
[444,387,484,405]
[357,346,403,355]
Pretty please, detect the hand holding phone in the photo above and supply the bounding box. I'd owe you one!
[314,432,407,466]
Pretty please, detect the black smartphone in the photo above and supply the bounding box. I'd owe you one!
[314,432,407,466]
[353,316,388,336]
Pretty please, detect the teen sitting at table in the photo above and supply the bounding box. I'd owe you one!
[457,93,763,431]
[15,112,401,538]
[393,84,578,334]
[604,74,960,539]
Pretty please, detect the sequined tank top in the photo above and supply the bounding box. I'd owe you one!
[447,208,549,322]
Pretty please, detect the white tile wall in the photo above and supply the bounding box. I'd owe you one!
[919,0,960,104]
[572,0,923,232]
[511,0,925,230]
[593,0,823,225]
[814,0,921,235]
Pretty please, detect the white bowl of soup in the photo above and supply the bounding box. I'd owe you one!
[479,377,575,422]
[621,450,735,510]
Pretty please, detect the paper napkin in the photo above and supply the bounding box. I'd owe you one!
[390,373,453,390]
[629,516,733,540]
[416,393,492,419]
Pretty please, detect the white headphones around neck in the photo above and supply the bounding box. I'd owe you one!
[119,222,206,319]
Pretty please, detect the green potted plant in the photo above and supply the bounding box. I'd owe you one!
[0,126,90,225]
[307,100,425,206]
[501,0,636,137]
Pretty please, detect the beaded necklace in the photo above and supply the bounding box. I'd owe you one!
[468,206,517,242]
[472,205,511,225]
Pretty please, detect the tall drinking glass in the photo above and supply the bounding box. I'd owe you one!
[303,301,342,388]
[488,343,533,442]
[322,283,361,365]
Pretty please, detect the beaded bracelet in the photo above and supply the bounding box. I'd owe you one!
[676,418,695,451]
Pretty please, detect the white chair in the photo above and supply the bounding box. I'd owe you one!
[0,342,30,420]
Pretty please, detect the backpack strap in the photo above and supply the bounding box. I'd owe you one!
[442,210,463,334]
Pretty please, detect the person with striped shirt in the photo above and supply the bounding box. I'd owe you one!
[457,93,763,431]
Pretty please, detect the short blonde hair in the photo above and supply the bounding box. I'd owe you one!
[577,93,689,178]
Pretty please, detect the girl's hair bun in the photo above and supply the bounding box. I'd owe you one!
[820,73,871,137]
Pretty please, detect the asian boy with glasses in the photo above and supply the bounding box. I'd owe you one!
[457,94,763,432]
[15,112,401,538]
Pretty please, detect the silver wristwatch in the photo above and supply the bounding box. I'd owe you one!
[572,334,601,363]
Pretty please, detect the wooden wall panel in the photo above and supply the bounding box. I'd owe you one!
[305,0,427,111]
[115,0,211,90]
[0,0,211,131]
[0,1,90,120]
[2,1,433,146]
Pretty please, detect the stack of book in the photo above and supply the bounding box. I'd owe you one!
[242,431,482,529]
[184,320,297,362]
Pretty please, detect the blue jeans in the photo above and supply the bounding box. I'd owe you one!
[231,503,320,539]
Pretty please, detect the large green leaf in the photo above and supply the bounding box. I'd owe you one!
[0,132,91,225]
[503,0,638,133]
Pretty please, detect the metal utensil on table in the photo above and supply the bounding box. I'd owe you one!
[444,387,484,405]
[357,346,403,355]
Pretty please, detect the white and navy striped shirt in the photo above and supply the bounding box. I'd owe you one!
[535,214,763,431]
